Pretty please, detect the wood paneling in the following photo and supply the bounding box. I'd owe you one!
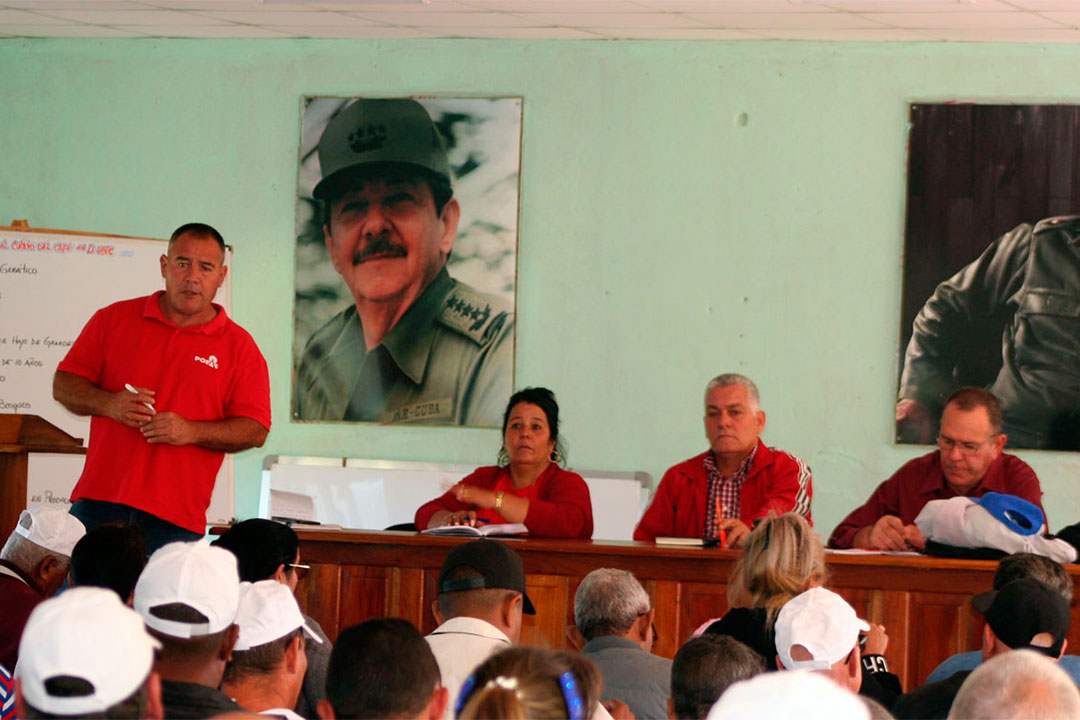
[288,530,1080,691]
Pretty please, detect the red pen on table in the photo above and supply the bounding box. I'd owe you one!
[715,497,727,549]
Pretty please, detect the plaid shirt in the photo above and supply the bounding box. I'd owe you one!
[703,446,757,541]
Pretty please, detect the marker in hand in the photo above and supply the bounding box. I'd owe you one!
[124,383,155,412]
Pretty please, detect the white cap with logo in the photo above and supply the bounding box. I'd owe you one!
[775,587,870,671]
[13,507,85,557]
[134,540,240,638]
[234,580,323,651]
[17,587,160,716]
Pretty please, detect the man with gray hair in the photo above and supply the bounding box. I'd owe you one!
[635,373,813,547]
[573,568,671,720]
[948,649,1080,719]
[0,507,85,671]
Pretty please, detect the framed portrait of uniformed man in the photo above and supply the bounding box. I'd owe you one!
[896,103,1080,451]
[292,96,520,426]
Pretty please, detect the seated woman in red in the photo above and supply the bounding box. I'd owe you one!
[415,387,593,539]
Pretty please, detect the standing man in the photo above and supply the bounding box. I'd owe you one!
[53,223,271,551]
[634,374,813,548]
[830,387,1043,551]
[294,98,513,426]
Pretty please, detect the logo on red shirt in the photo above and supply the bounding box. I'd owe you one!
[194,354,219,369]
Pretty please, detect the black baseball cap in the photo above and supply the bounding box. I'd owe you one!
[437,539,535,615]
[972,578,1070,657]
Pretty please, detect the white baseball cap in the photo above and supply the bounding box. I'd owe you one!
[775,587,870,671]
[17,587,160,716]
[707,670,870,720]
[14,507,85,557]
[233,580,323,651]
[134,541,240,638]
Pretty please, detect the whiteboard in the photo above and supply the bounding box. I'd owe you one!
[0,227,234,525]
[260,455,651,541]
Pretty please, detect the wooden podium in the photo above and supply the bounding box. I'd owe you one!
[0,414,85,539]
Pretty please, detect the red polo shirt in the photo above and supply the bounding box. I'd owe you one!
[59,293,271,533]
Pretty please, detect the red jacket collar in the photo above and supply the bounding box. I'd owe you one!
[706,438,772,478]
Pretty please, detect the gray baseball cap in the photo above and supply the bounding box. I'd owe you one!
[313,98,452,200]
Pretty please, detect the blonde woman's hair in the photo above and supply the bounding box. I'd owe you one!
[456,647,600,720]
[725,513,827,625]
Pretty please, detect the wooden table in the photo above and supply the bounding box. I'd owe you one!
[290,530,1080,690]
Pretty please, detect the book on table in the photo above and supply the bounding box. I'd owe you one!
[421,523,528,537]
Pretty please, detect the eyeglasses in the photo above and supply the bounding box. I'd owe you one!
[288,563,310,581]
[937,433,997,456]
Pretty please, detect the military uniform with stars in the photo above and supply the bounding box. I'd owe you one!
[294,97,515,427]
[294,267,513,425]
[900,216,1080,449]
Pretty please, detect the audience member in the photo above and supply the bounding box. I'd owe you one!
[222,581,323,719]
[0,508,85,671]
[455,647,601,720]
[704,513,827,669]
[635,374,813,547]
[774,587,868,692]
[707,671,870,720]
[14,587,162,720]
[830,388,1043,550]
[69,522,146,604]
[572,568,670,720]
[925,552,1079,684]
[893,578,1070,719]
[317,618,446,720]
[947,649,1080,719]
[776,586,900,707]
[132,541,243,719]
[425,539,533,719]
[212,518,331,719]
[669,635,764,719]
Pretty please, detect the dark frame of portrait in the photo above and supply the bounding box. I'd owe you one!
[896,102,1080,451]
[292,96,521,427]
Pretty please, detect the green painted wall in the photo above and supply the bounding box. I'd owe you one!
[3,38,1080,538]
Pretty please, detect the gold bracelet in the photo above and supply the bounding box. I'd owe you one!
[494,492,504,511]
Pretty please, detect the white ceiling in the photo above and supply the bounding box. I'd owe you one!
[1,0,1080,42]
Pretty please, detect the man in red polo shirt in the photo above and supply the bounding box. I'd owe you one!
[829,387,1043,551]
[634,374,813,548]
[53,223,271,551]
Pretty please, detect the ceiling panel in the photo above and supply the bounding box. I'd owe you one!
[0,0,1075,41]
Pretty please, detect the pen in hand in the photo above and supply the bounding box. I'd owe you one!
[124,383,155,412]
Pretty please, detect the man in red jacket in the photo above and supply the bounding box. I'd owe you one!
[634,374,812,548]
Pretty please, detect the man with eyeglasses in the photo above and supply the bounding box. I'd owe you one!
[829,387,1044,551]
